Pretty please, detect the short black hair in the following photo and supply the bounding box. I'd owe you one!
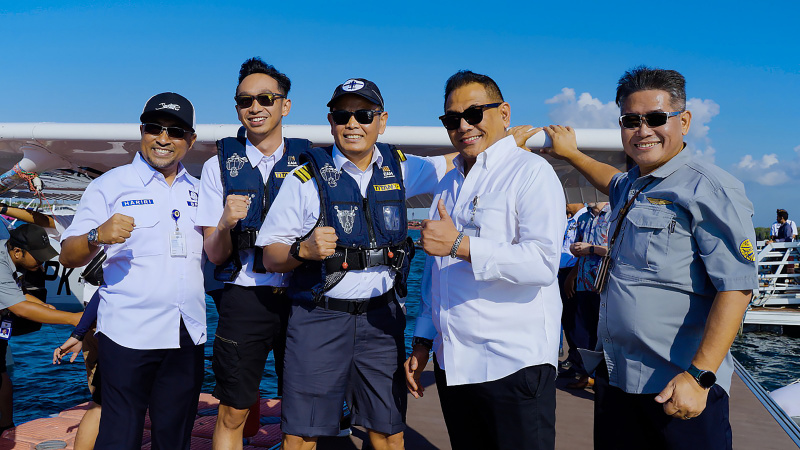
[443,70,504,107]
[778,210,789,220]
[237,57,291,96]
[615,66,686,111]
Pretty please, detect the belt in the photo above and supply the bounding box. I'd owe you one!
[316,290,394,315]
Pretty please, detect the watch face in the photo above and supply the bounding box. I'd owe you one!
[698,371,716,388]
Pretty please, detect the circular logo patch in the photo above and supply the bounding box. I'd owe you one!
[739,239,755,262]
[341,79,364,92]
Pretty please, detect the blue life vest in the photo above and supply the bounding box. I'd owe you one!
[214,127,312,281]
[288,143,415,302]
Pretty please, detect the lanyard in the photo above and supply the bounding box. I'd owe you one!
[607,179,655,252]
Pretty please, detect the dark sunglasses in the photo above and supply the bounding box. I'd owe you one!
[142,123,191,139]
[330,109,384,125]
[234,92,286,108]
[439,103,502,130]
[619,110,683,129]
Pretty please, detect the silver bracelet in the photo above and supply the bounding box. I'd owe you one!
[450,231,464,258]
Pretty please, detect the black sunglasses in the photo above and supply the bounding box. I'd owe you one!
[439,103,502,130]
[619,111,683,129]
[142,123,191,139]
[330,109,384,125]
[234,92,286,108]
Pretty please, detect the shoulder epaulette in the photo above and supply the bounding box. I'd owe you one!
[293,163,313,183]
[394,148,407,162]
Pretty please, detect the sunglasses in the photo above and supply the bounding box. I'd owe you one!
[330,109,384,125]
[619,110,684,129]
[142,123,192,139]
[439,103,502,130]
[234,92,286,108]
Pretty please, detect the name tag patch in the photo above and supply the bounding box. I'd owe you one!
[121,199,154,207]
[374,183,400,192]
[187,201,198,207]
[275,172,289,179]
[739,239,755,262]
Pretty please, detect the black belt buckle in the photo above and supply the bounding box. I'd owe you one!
[390,248,405,271]
[349,300,369,315]
[366,248,385,267]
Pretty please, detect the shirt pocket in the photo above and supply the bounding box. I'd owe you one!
[617,206,675,271]
[125,209,164,258]
[472,191,510,242]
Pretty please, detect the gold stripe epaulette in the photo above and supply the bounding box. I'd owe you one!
[293,163,312,183]
[395,148,407,162]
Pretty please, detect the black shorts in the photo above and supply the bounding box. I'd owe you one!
[0,339,7,374]
[212,284,290,410]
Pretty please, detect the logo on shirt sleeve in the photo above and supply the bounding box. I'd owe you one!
[739,239,755,262]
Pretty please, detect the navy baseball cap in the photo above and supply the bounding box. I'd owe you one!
[327,78,384,109]
[140,92,196,132]
[9,224,58,262]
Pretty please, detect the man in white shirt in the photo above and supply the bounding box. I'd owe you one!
[407,70,565,450]
[258,78,451,450]
[194,58,311,449]
[60,92,206,450]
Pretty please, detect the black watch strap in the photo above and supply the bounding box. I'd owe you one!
[687,364,716,389]
[412,337,433,351]
[289,239,309,263]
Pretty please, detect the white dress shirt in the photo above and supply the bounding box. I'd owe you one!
[414,136,565,386]
[195,138,289,287]
[61,153,206,349]
[256,145,446,299]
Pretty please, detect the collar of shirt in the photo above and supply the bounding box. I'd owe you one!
[646,144,691,179]
[133,152,188,186]
[331,144,382,174]
[246,137,285,169]
[452,135,516,176]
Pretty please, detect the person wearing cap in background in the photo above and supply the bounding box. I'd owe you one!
[257,78,453,450]
[60,92,206,450]
[0,223,82,431]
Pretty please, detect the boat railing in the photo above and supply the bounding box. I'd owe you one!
[734,358,800,446]
[753,241,800,307]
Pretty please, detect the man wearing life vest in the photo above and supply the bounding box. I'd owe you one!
[257,78,451,450]
[195,58,311,449]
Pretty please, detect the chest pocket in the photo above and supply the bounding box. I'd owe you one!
[617,206,675,271]
[124,208,163,258]
[471,191,510,242]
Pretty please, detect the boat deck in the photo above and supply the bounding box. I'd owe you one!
[0,367,796,449]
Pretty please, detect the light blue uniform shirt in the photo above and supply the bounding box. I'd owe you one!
[588,149,757,395]
[62,154,206,350]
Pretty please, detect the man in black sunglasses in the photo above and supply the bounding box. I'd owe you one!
[541,67,756,450]
[407,70,565,450]
[195,57,313,449]
[257,77,455,450]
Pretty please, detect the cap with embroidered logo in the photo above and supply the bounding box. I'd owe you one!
[327,78,384,109]
[8,224,58,263]
[140,92,196,132]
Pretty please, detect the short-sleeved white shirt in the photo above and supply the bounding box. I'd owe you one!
[195,138,289,287]
[61,153,206,350]
[256,145,446,299]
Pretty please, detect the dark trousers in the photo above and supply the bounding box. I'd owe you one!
[560,273,601,375]
[594,364,732,450]
[558,267,581,370]
[94,321,204,450]
[434,360,556,450]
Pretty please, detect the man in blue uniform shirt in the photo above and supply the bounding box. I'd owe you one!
[542,67,757,450]
[258,78,451,450]
[60,92,206,450]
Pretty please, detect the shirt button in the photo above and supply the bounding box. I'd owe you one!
[444,336,449,341]
[604,339,609,343]
[601,303,606,308]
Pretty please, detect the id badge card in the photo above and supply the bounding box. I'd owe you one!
[0,319,12,340]
[170,230,187,257]
[462,222,480,237]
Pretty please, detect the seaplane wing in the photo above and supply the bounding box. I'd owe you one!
[0,122,627,206]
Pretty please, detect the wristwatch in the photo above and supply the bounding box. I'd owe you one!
[687,364,716,389]
[289,239,308,263]
[589,245,595,254]
[87,228,100,246]
[412,337,433,351]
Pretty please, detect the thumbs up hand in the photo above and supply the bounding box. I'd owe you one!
[420,199,467,259]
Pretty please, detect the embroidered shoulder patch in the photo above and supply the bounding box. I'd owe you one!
[739,239,755,262]
[292,163,312,183]
[646,197,673,205]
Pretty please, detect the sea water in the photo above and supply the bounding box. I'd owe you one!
[5,229,798,425]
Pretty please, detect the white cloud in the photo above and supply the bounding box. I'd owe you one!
[544,88,618,129]
[685,98,720,163]
[733,147,800,186]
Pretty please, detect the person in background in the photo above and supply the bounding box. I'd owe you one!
[558,203,584,379]
[767,208,796,283]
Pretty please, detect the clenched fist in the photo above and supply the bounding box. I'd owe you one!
[219,194,251,231]
[97,213,135,245]
[301,226,338,261]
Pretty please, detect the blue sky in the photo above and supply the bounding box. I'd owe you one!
[1,1,798,226]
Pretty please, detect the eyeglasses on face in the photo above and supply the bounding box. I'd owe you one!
[142,123,191,139]
[438,103,502,130]
[618,110,684,129]
[329,109,384,125]
[234,92,286,108]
